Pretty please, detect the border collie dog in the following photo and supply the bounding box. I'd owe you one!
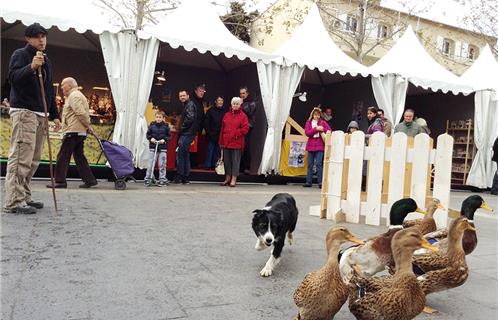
[251,193,298,277]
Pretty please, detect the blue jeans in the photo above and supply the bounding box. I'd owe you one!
[204,139,220,168]
[306,151,324,185]
[492,169,498,194]
[177,134,195,179]
[145,149,167,181]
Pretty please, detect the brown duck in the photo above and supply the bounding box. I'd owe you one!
[339,198,425,278]
[402,198,444,234]
[413,216,475,295]
[348,229,438,320]
[293,226,363,320]
[420,195,493,255]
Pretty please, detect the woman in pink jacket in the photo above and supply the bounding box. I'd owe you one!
[303,107,331,188]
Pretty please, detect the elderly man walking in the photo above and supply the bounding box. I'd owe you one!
[4,23,61,214]
[47,77,97,189]
[394,109,424,137]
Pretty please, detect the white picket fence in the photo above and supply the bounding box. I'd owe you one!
[311,131,453,228]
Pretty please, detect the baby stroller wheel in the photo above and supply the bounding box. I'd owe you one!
[115,179,127,190]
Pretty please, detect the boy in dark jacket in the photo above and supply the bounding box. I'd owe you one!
[145,110,171,186]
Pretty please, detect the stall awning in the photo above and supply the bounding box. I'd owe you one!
[274,4,372,78]
[369,25,473,95]
[144,0,280,65]
[460,44,498,92]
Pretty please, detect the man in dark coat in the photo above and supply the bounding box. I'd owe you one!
[175,90,197,184]
[204,96,225,169]
[4,23,61,214]
[239,86,257,174]
[491,136,498,195]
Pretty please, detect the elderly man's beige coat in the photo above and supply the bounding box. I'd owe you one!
[62,88,90,133]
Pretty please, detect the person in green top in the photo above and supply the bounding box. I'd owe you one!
[394,109,424,137]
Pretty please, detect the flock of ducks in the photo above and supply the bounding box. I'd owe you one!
[293,195,493,320]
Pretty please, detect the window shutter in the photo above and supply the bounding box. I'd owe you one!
[454,41,461,58]
[461,42,469,59]
[339,13,348,31]
[436,36,444,51]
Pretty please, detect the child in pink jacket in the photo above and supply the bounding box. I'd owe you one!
[304,107,331,188]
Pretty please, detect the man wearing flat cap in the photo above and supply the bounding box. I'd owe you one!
[4,23,61,214]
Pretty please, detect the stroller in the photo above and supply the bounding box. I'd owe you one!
[93,133,135,190]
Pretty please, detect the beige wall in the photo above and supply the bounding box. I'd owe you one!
[251,0,497,75]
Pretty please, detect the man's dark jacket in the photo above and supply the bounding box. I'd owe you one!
[241,97,256,128]
[8,44,59,120]
[204,106,226,142]
[179,100,197,136]
[146,121,171,151]
[191,92,205,133]
[493,137,498,163]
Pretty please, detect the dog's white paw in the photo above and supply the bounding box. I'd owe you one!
[287,232,294,245]
[255,239,267,251]
[260,264,273,277]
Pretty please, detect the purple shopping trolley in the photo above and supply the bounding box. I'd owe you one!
[93,134,135,190]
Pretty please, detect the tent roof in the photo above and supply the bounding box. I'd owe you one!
[144,0,279,64]
[274,4,371,78]
[369,25,473,95]
[460,44,498,92]
[0,0,121,34]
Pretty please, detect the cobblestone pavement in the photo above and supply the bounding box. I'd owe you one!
[1,180,497,319]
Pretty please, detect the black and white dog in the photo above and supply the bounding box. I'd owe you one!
[251,193,298,277]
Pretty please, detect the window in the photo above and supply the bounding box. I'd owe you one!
[441,38,454,56]
[346,15,358,33]
[377,24,389,39]
[468,45,479,60]
[331,18,342,30]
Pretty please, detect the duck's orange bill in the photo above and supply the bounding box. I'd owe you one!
[347,236,365,245]
[420,239,439,252]
[480,202,494,212]
[436,203,446,210]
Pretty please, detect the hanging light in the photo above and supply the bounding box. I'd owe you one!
[155,70,166,82]
[293,92,307,102]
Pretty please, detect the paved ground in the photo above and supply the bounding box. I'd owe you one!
[1,180,497,320]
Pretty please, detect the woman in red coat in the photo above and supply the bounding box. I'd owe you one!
[219,97,249,187]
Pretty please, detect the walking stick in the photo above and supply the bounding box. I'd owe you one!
[36,51,58,211]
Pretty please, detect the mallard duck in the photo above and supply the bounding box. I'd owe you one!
[339,198,425,278]
[402,198,445,234]
[293,226,364,320]
[348,228,438,320]
[419,195,493,255]
[413,216,475,295]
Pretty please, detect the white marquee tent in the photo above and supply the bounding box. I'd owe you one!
[257,3,374,174]
[461,45,498,188]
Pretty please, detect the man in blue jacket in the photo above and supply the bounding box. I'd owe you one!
[4,23,61,214]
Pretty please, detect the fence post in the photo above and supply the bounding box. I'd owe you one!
[320,132,332,218]
[326,131,345,221]
[410,133,431,209]
[433,134,453,228]
[344,131,365,223]
[365,132,386,226]
[387,132,408,225]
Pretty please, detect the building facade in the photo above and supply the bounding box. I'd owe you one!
[250,0,497,75]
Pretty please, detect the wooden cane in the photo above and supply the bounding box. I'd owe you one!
[36,51,58,211]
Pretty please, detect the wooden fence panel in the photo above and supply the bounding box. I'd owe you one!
[326,131,346,221]
[345,131,365,223]
[320,132,332,218]
[365,132,386,226]
[433,134,453,228]
[410,133,431,209]
[386,132,408,226]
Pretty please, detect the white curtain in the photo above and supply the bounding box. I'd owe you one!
[371,74,408,132]
[100,31,159,169]
[257,61,304,174]
[467,90,498,188]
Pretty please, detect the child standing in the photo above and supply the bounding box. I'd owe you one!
[145,110,171,186]
[303,107,331,188]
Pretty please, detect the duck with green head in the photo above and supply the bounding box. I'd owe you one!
[339,198,425,279]
[419,195,493,255]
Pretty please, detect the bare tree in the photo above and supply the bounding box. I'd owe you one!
[460,0,498,54]
[96,0,179,30]
[219,1,260,43]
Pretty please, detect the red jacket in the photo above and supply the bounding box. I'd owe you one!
[219,108,249,149]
